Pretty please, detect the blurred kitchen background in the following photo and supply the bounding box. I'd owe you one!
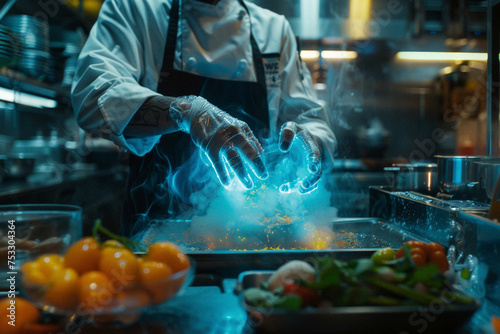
[0,0,497,230]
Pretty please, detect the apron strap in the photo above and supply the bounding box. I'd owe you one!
[162,0,180,74]
[238,0,266,88]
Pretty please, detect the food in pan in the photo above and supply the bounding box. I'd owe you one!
[242,240,476,310]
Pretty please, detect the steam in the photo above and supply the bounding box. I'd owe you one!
[329,62,365,130]
[188,142,337,229]
[131,139,339,250]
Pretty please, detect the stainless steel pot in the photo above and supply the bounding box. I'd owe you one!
[0,154,36,180]
[434,155,490,198]
[384,163,437,195]
[473,158,500,202]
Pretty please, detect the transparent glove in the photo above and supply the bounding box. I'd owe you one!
[278,121,322,194]
[169,95,268,189]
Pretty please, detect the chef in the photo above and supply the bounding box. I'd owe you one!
[71,0,336,236]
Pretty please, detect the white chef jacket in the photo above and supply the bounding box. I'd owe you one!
[71,0,336,169]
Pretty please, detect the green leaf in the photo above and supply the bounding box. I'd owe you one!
[406,264,443,288]
[461,268,471,280]
[308,256,341,289]
[273,294,303,310]
[333,286,370,306]
[92,219,146,252]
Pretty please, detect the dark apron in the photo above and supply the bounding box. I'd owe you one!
[123,0,270,236]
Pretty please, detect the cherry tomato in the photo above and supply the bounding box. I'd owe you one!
[429,250,449,273]
[102,240,125,248]
[283,280,321,307]
[409,247,427,262]
[64,237,101,275]
[147,242,190,273]
[405,241,429,257]
[0,297,40,334]
[410,252,427,268]
[395,245,423,260]
[99,247,139,289]
[491,316,500,334]
[78,271,113,312]
[139,260,173,304]
[427,242,445,256]
[36,254,64,278]
[21,261,51,286]
[395,246,405,259]
[371,247,396,265]
[44,267,79,311]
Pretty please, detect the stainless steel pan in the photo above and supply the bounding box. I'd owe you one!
[384,163,437,195]
[434,155,490,198]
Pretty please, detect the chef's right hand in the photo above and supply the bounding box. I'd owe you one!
[169,95,268,189]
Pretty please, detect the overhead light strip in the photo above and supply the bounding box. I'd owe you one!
[300,50,358,60]
[0,87,58,109]
[396,52,487,61]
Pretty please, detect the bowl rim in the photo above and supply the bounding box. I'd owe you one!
[0,204,83,213]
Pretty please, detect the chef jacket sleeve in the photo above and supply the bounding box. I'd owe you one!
[277,20,336,172]
[71,0,163,156]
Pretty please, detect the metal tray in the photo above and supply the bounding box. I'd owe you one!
[134,217,434,252]
[236,271,480,334]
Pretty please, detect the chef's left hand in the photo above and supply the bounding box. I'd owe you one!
[278,121,322,194]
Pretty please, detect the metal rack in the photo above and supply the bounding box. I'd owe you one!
[487,0,500,156]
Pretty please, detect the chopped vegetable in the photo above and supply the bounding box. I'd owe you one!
[370,247,396,265]
[491,316,500,334]
[243,288,302,310]
[243,240,476,310]
[266,260,316,291]
[283,280,321,307]
[395,240,450,273]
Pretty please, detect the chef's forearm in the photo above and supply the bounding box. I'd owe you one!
[123,96,178,137]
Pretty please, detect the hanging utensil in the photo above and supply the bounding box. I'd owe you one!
[0,0,17,21]
[488,174,500,221]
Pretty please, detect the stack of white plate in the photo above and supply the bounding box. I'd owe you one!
[0,25,22,69]
[48,27,84,86]
[1,15,50,80]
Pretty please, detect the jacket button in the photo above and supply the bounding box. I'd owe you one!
[235,59,247,77]
[187,57,197,68]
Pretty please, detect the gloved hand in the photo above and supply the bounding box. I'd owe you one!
[169,95,268,189]
[278,121,322,194]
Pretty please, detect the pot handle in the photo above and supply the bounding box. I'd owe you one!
[488,174,500,221]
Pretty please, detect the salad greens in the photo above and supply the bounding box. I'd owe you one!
[243,246,476,310]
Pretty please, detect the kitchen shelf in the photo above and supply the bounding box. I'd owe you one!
[7,0,96,32]
[0,67,70,99]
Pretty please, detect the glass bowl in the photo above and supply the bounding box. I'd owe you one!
[20,255,194,327]
[0,204,82,289]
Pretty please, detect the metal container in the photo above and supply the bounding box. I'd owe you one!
[236,271,479,334]
[473,158,500,202]
[384,163,437,195]
[434,155,490,198]
[0,153,36,180]
[133,218,432,252]
[0,135,13,155]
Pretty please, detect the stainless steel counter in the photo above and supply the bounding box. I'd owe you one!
[370,187,500,334]
[73,275,482,334]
